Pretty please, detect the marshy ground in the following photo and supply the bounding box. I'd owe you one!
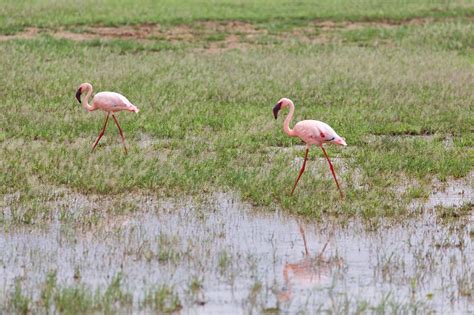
[1,0,473,313]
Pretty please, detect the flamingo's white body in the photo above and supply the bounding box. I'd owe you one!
[75,82,139,154]
[273,98,346,198]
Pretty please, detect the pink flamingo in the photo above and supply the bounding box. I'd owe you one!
[273,98,346,198]
[75,83,139,154]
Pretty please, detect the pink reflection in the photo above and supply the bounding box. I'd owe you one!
[278,224,343,302]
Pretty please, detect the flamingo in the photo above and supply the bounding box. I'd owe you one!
[75,83,139,154]
[273,98,346,198]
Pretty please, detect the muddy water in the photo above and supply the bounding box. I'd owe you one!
[0,191,472,313]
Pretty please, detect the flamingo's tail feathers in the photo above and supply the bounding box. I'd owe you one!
[336,137,347,146]
[129,105,139,113]
[330,135,347,146]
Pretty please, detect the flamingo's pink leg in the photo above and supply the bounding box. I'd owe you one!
[91,113,110,152]
[320,146,344,199]
[112,114,128,154]
[291,148,309,195]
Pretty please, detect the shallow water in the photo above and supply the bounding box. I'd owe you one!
[426,175,473,208]
[0,190,472,313]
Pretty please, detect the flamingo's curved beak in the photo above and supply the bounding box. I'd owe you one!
[273,102,282,119]
[75,88,82,104]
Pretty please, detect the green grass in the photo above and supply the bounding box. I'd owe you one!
[1,1,473,224]
[341,19,474,53]
[11,281,30,315]
[144,285,182,313]
[1,0,473,34]
[1,25,473,222]
[4,271,135,314]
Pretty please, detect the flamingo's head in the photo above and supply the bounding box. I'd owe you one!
[75,83,92,104]
[273,98,292,119]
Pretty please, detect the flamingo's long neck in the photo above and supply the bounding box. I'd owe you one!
[283,101,296,137]
[82,84,95,111]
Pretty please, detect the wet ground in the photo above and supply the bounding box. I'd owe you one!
[0,178,472,314]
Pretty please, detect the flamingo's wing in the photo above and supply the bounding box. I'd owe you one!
[314,121,338,142]
[94,92,139,112]
[293,120,343,145]
[116,94,136,109]
[314,121,347,146]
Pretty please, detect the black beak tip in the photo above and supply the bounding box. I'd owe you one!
[273,102,282,120]
[75,88,82,103]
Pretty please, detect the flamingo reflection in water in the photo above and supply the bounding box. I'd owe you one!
[278,224,344,302]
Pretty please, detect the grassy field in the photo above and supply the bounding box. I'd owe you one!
[1,15,472,221]
[0,0,473,313]
[1,0,473,34]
